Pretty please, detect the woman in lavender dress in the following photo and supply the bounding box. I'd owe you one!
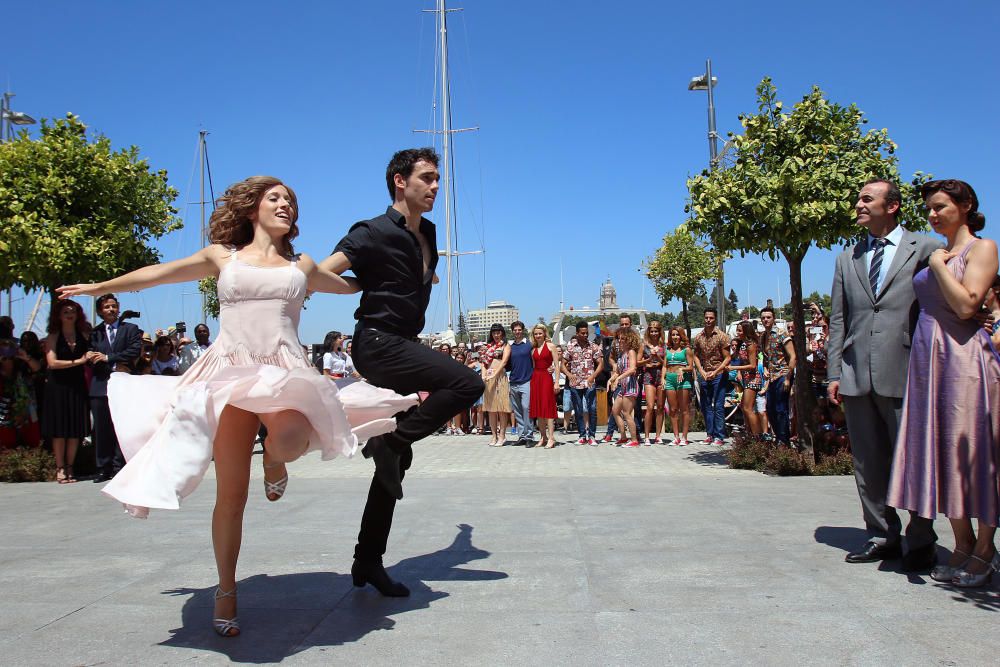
[887,180,1000,587]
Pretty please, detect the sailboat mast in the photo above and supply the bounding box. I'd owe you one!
[437,0,454,332]
[199,130,208,324]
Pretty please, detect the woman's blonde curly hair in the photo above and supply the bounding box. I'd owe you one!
[209,176,299,255]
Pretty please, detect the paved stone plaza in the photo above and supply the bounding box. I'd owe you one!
[2,433,998,665]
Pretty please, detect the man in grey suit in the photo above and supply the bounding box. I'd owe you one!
[827,179,940,572]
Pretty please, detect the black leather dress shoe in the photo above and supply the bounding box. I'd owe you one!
[845,541,902,563]
[362,436,403,500]
[93,472,111,483]
[351,560,410,597]
[901,543,938,572]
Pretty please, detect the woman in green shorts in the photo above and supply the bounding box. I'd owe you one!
[662,326,694,445]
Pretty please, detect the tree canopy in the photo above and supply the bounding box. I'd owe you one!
[0,114,180,294]
[645,224,723,338]
[685,78,927,456]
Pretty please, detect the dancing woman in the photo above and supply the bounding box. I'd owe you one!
[58,176,416,636]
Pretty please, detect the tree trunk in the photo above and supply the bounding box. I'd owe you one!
[681,299,691,342]
[784,252,818,460]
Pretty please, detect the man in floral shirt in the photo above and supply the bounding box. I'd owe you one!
[560,322,604,445]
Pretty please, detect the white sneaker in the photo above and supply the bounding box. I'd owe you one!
[679,438,689,446]
[644,439,653,446]
[712,438,725,446]
[672,438,680,446]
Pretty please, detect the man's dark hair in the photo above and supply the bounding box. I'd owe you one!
[619,314,632,324]
[703,307,717,317]
[759,306,775,317]
[96,293,119,311]
[863,178,902,220]
[575,322,589,332]
[0,316,13,339]
[386,148,440,201]
[510,320,526,330]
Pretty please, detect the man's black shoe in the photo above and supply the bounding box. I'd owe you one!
[845,541,902,563]
[362,436,403,500]
[351,560,410,597]
[93,471,111,483]
[901,543,938,572]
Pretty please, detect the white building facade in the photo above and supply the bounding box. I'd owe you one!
[466,300,520,341]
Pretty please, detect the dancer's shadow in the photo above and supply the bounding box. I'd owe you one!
[159,523,505,663]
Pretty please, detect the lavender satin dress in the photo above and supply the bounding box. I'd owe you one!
[888,240,1000,521]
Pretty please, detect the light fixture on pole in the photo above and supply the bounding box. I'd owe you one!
[687,59,726,329]
[1,92,36,142]
[1,92,36,318]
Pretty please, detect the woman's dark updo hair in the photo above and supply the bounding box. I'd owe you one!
[920,179,986,233]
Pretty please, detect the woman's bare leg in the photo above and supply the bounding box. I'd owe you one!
[741,389,759,435]
[654,387,665,440]
[679,389,691,441]
[643,385,657,441]
[212,405,259,625]
[665,391,680,440]
[621,397,636,441]
[258,410,311,500]
[52,437,66,475]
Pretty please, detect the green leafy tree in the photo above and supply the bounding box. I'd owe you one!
[199,277,220,319]
[726,289,740,322]
[457,312,470,343]
[0,114,180,297]
[645,225,723,340]
[686,78,926,457]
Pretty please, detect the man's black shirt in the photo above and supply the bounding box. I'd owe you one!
[333,206,438,338]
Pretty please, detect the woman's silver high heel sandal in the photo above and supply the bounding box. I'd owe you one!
[213,586,240,637]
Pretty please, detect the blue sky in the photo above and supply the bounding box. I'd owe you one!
[4,0,998,343]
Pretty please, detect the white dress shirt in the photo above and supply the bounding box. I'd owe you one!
[866,224,904,296]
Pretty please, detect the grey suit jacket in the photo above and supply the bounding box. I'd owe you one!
[826,228,942,398]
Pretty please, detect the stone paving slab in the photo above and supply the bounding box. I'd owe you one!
[1,432,998,665]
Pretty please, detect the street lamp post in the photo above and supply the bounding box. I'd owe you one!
[687,59,726,329]
[1,91,37,317]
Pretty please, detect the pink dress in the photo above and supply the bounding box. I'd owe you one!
[102,248,418,517]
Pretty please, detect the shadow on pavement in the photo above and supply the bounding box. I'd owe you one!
[813,526,868,554]
[158,523,505,663]
[684,448,729,468]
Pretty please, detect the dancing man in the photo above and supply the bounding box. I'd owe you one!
[322,148,485,597]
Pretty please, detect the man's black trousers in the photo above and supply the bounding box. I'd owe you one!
[90,397,124,474]
[351,327,484,562]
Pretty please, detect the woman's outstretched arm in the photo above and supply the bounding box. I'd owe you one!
[58,245,225,299]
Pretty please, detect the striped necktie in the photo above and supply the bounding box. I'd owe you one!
[869,238,886,296]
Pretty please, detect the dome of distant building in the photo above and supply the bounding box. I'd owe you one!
[599,277,618,310]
